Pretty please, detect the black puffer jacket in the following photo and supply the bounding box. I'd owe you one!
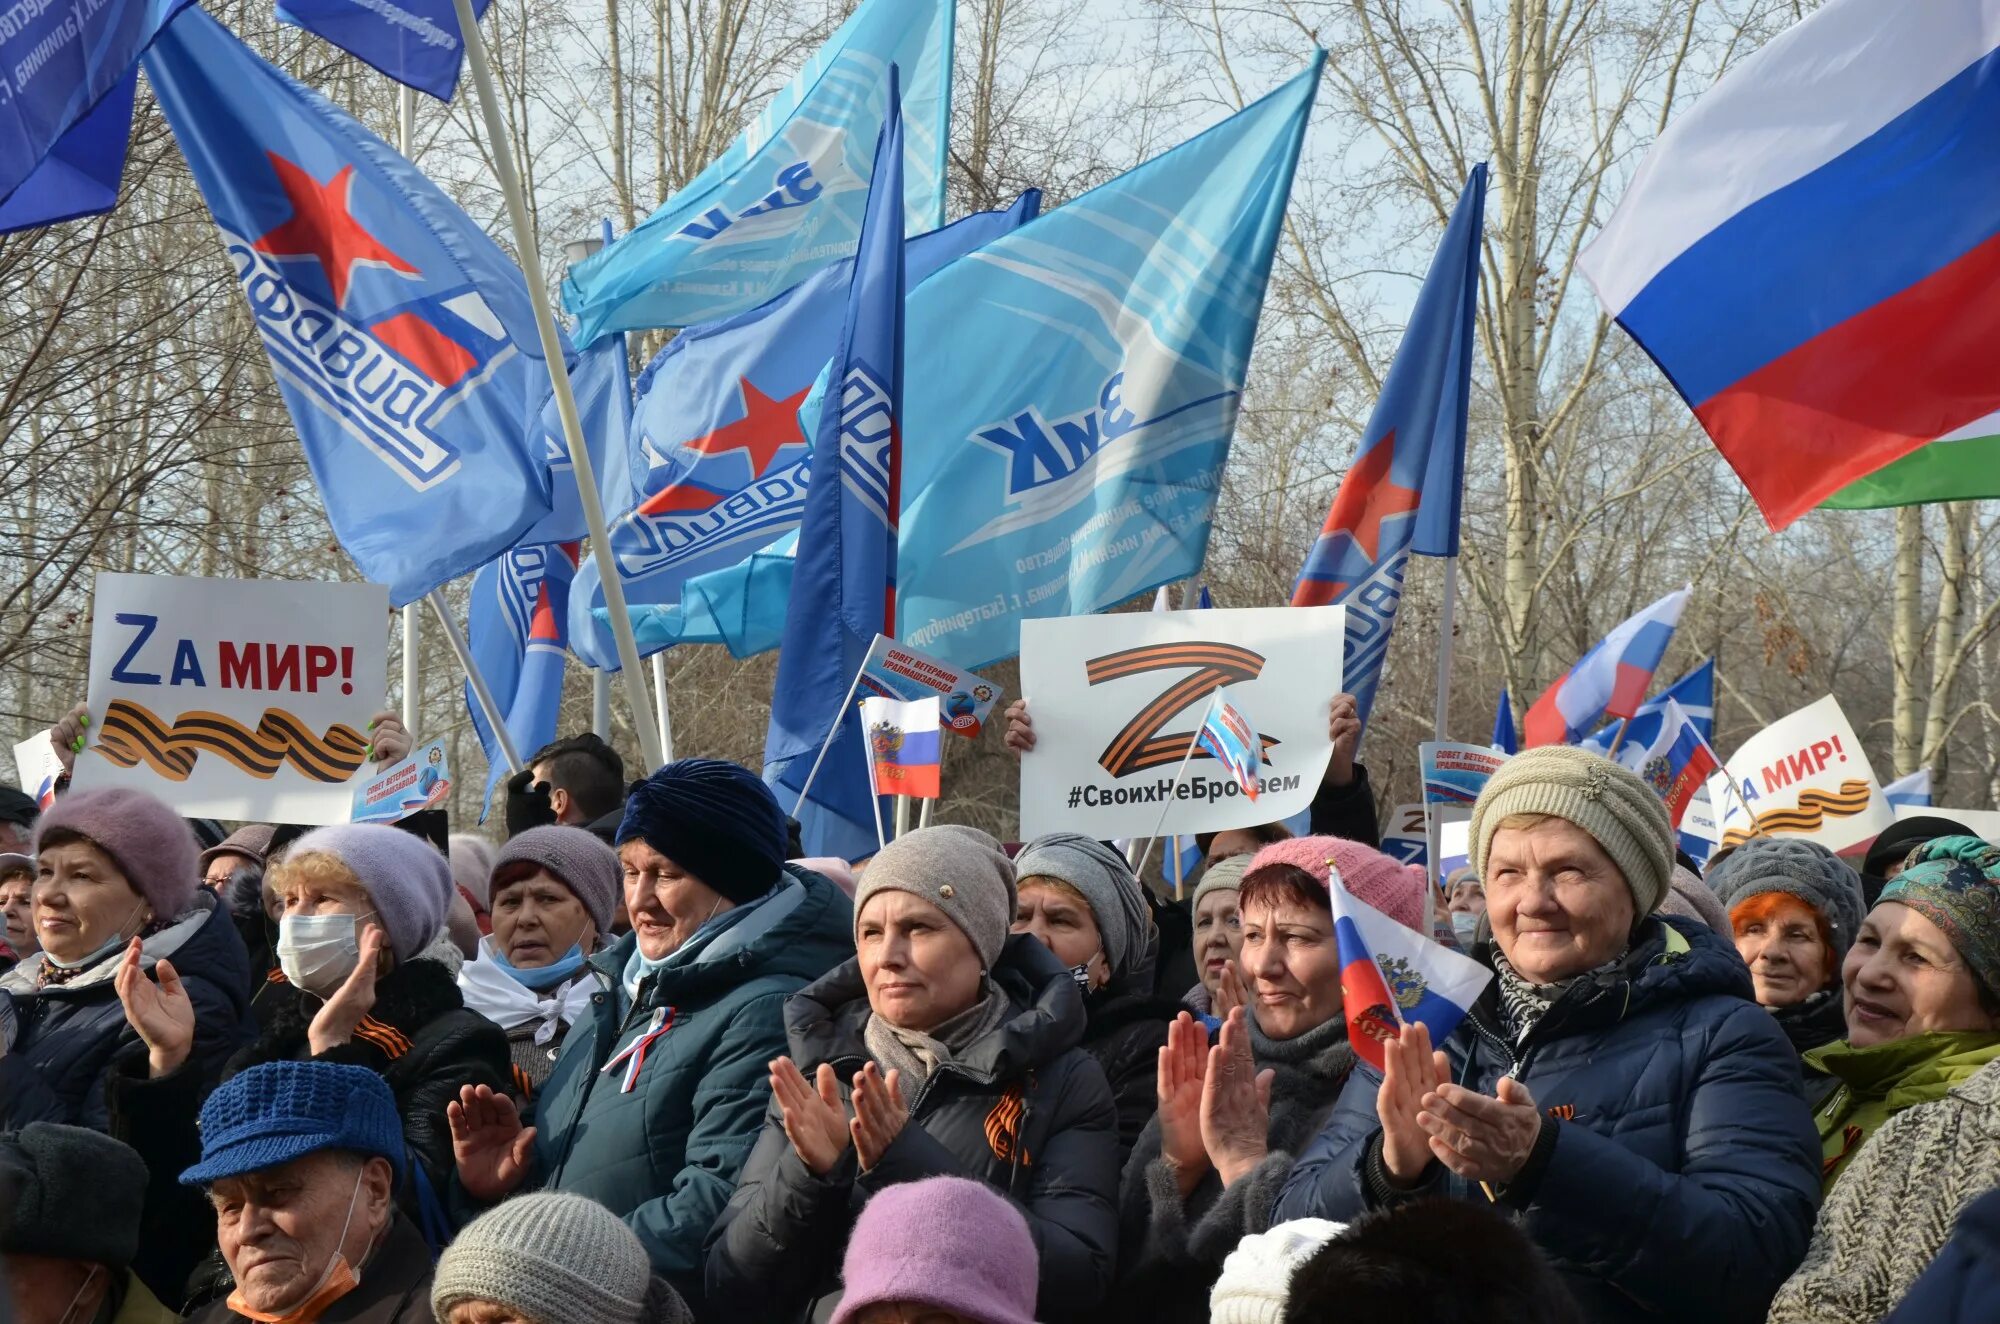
[0,894,252,1130]
[704,936,1121,1323]
[1079,986,1174,1164]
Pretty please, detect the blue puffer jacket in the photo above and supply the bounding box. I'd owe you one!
[0,894,252,1130]
[521,864,852,1310]
[1273,915,1821,1324]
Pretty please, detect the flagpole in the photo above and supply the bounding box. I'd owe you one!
[448,0,665,772]
[1133,705,1211,877]
[859,710,888,853]
[591,670,612,739]
[789,664,869,815]
[918,796,934,830]
[650,652,674,763]
[1433,555,1458,741]
[893,795,911,841]
[426,590,522,772]
[396,88,421,737]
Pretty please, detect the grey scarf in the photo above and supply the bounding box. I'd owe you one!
[1491,945,1626,1044]
[863,980,1011,1088]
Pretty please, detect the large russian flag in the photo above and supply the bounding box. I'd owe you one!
[1523,585,1690,748]
[1579,0,2000,528]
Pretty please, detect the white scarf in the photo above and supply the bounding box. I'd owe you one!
[457,938,599,1045]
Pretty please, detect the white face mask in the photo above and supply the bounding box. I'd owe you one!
[1451,911,1481,946]
[276,913,370,997]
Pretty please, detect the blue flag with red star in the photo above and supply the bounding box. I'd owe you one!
[567,190,1038,670]
[145,8,553,606]
[465,542,578,815]
[1291,165,1485,728]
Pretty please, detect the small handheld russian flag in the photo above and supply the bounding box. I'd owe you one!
[1197,691,1264,801]
[1330,866,1492,1073]
[1634,697,1722,829]
[860,694,942,799]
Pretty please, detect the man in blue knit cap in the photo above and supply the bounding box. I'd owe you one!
[182,1061,433,1324]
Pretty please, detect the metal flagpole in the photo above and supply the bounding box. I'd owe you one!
[1433,555,1459,741]
[426,590,522,772]
[893,795,911,841]
[858,708,888,853]
[397,87,421,735]
[789,665,869,815]
[1133,697,1215,877]
[650,652,674,763]
[592,671,611,739]
[447,0,665,771]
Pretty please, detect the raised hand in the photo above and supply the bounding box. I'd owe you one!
[1156,1012,1211,1196]
[1200,1007,1273,1187]
[771,1057,851,1177]
[49,702,89,775]
[307,923,385,1055]
[1376,1021,1451,1185]
[1002,700,1036,757]
[1325,693,1360,788]
[115,940,195,1078]
[448,1084,536,1201]
[1418,1073,1543,1184]
[366,710,412,764]
[849,1063,910,1172]
[1212,960,1248,1019]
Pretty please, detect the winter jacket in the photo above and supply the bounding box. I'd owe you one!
[1308,762,1379,847]
[1770,1056,2000,1323]
[1273,915,1822,1324]
[455,938,600,1102]
[1882,1186,2000,1324]
[703,935,1122,1324]
[1079,986,1174,1163]
[1802,1029,2000,1190]
[0,894,252,1130]
[524,865,853,1308]
[1115,1010,1355,1324]
[105,1271,179,1324]
[186,1214,434,1324]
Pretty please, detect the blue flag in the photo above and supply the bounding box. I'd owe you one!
[567,192,1039,669]
[1579,657,1715,760]
[465,543,578,815]
[1292,165,1486,727]
[895,57,1322,669]
[763,68,905,848]
[146,9,554,606]
[0,0,188,227]
[278,0,492,102]
[561,0,951,342]
[519,322,637,547]
[1492,687,1518,754]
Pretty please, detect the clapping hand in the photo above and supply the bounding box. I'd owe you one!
[1418,1075,1543,1185]
[307,923,386,1056]
[1156,1012,1210,1196]
[1375,1021,1451,1186]
[771,1057,851,1176]
[1200,1008,1273,1188]
[1212,960,1248,1019]
[849,1063,909,1172]
[114,940,195,1078]
[448,1084,536,1201]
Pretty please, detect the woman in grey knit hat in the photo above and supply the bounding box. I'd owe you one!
[1707,837,1865,1067]
[434,1192,691,1324]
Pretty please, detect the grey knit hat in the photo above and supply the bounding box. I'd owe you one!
[854,825,1016,970]
[432,1193,685,1324]
[1191,853,1254,914]
[1015,832,1157,991]
[1707,836,1866,959]
[490,825,621,935]
[1469,746,1674,918]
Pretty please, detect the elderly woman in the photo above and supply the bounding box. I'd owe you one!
[0,788,251,1130]
[433,1194,692,1324]
[449,759,853,1311]
[1444,866,1485,946]
[1012,832,1175,1158]
[1797,835,2000,1190]
[2,849,36,963]
[703,824,1120,1323]
[1273,747,1822,1324]
[1707,838,1864,1071]
[1115,836,1424,1324]
[1184,854,1252,1028]
[456,826,620,1100]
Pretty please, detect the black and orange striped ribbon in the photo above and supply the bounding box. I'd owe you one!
[94,699,368,784]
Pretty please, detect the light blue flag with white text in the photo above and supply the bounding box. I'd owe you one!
[560,0,950,342]
[895,55,1323,667]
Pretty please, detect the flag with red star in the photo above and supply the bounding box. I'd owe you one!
[144,8,553,606]
[1292,165,1486,728]
[565,189,1039,670]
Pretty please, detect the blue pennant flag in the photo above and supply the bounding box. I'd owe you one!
[145,9,554,606]
[278,0,493,102]
[763,67,905,854]
[568,192,1039,669]
[894,57,1322,668]
[0,0,189,230]
[465,543,578,815]
[1578,656,1715,763]
[1492,687,1518,755]
[561,0,951,342]
[1291,164,1486,729]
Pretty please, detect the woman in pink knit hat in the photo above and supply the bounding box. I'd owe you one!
[1112,835,1425,1324]
[833,1176,1039,1324]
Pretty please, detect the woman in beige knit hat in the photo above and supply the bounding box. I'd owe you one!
[1271,745,1823,1324]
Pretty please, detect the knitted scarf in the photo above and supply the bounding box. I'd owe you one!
[1490,944,1626,1044]
[863,981,1011,1089]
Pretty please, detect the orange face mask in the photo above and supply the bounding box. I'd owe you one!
[225,1168,367,1324]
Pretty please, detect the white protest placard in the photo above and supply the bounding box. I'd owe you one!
[12,731,63,811]
[1420,741,1510,895]
[70,574,389,824]
[859,635,1004,739]
[1018,606,1343,840]
[1721,695,1892,852]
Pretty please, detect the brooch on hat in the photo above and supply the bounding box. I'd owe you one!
[1578,764,1611,802]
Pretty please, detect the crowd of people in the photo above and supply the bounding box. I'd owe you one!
[2,695,1999,1323]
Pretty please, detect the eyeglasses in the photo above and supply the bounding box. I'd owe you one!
[203,873,234,890]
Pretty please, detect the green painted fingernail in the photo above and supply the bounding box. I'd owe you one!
[72,737,84,752]
[79,714,89,728]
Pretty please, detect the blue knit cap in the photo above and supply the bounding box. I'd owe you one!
[181,1061,405,1186]
[616,759,787,904]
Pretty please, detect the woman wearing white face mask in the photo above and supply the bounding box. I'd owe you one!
[0,788,251,1131]
[455,826,619,1102]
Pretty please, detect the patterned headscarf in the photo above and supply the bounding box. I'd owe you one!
[1880,835,2000,998]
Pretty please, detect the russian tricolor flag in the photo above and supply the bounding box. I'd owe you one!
[1635,698,1721,829]
[1523,584,1690,748]
[860,694,941,799]
[1331,869,1491,1073]
[1579,0,2000,528]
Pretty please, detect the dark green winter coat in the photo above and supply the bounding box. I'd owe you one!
[527,864,852,1309]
